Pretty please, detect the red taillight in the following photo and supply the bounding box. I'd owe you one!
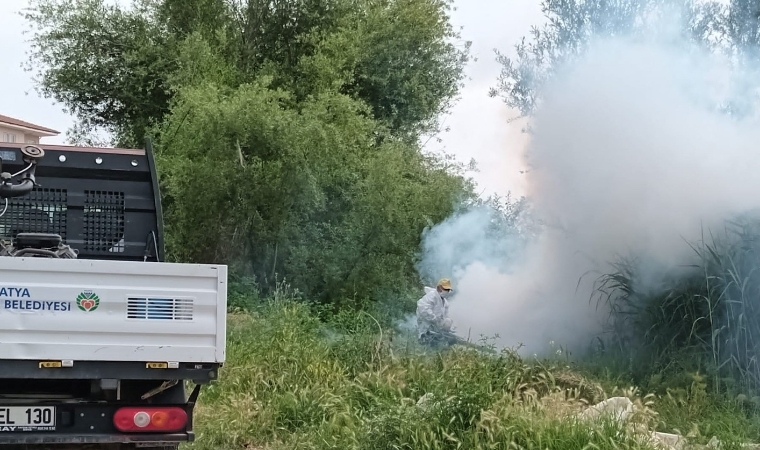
[113,407,187,433]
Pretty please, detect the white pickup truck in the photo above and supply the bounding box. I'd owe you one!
[0,143,227,449]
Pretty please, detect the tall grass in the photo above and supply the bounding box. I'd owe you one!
[183,283,760,450]
[595,215,760,398]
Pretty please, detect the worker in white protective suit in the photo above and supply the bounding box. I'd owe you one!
[416,278,456,346]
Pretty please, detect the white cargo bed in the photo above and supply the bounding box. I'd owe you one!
[0,257,226,364]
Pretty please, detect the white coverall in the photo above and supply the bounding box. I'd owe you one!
[416,287,452,337]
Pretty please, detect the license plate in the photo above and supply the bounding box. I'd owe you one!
[0,407,55,431]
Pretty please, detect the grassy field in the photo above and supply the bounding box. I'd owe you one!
[183,291,760,450]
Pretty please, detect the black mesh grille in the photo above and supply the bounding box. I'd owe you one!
[84,190,125,253]
[0,188,67,242]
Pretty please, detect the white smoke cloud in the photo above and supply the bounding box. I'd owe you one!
[416,16,760,357]
[416,206,528,280]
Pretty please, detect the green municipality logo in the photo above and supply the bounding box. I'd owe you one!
[76,291,100,312]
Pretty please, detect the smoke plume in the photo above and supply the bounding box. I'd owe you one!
[416,15,760,356]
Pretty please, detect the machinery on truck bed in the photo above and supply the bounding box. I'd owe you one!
[0,143,227,449]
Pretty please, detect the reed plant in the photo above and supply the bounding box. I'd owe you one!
[594,215,760,398]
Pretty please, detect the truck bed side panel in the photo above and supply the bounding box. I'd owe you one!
[0,258,226,364]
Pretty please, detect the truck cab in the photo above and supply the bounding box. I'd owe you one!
[0,143,227,449]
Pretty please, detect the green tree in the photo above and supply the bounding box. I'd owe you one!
[712,0,760,116]
[490,0,716,117]
[341,0,471,137]
[24,0,476,307]
[155,71,473,304]
[24,0,176,147]
[722,0,760,52]
[25,0,469,144]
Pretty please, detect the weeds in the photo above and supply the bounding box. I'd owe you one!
[181,290,760,450]
[179,250,760,450]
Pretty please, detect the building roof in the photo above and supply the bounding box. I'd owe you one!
[0,114,60,136]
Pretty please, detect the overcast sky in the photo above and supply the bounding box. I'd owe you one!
[0,0,544,197]
[437,1,543,197]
